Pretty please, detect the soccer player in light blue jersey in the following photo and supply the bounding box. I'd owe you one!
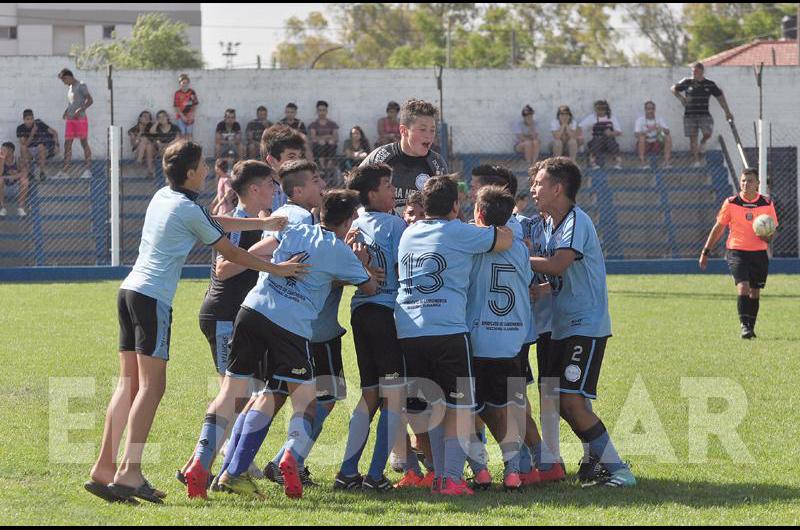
[529,157,635,488]
[85,140,308,506]
[467,185,534,491]
[185,190,380,501]
[260,124,307,212]
[396,175,513,496]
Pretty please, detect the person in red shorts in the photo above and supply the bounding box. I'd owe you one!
[58,68,93,177]
[699,168,779,339]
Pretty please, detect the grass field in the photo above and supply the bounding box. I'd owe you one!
[1,275,799,525]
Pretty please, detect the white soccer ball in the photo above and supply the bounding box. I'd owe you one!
[752,214,776,237]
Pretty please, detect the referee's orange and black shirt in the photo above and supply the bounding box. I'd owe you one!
[716,193,778,251]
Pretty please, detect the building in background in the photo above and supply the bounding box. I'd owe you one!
[0,3,201,56]
[701,15,799,67]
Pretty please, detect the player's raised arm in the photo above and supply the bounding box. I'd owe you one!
[492,225,513,252]
[213,214,288,234]
[213,236,308,278]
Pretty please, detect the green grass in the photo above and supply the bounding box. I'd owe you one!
[1,275,799,525]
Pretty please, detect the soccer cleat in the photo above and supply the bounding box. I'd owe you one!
[394,469,425,489]
[600,467,637,488]
[279,451,303,499]
[264,461,284,485]
[333,472,363,491]
[503,473,523,492]
[300,466,317,487]
[741,324,756,340]
[389,450,405,474]
[17,208,26,217]
[218,472,266,499]
[247,461,265,480]
[419,471,436,490]
[538,464,567,484]
[440,478,475,496]
[519,468,541,486]
[362,474,393,493]
[184,459,210,500]
[578,456,611,487]
[470,468,492,491]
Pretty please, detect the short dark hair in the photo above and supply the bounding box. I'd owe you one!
[534,157,582,202]
[422,175,459,217]
[692,61,705,70]
[162,140,203,187]
[386,101,400,112]
[346,163,392,207]
[286,102,298,110]
[406,190,423,208]
[225,108,236,117]
[593,99,611,117]
[741,167,759,181]
[472,164,518,196]
[400,99,438,127]
[231,160,272,196]
[316,100,328,109]
[22,109,33,118]
[256,105,267,113]
[2,142,15,151]
[279,159,318,197]
[476,185,515,227]
[57,68,74,79]
[320,189,360,227]
[261,124,306,161]
[522,104,534,116]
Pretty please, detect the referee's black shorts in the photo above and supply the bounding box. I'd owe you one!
[726,249,769,289]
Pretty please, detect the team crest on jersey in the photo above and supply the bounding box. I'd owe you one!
[415,173,431,190]
[564,364,582,383]
[746,213,754,221]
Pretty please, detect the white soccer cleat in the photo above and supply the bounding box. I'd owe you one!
[17,208,27,217]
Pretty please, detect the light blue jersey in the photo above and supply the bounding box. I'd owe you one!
[544,206,612,340]
[468,237,533,359]
[311,286,345,343]
[243,224,370,339]
[121,186,224,305]
[395,219,497,339]
[529,213,553,337]
[265,202,313,239]
[350,210,407,312]
[515,213,539,345]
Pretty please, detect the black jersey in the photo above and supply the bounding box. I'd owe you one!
[674,77,723,117]
[361,142,448,207]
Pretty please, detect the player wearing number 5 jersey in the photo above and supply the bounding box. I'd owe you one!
[396,175,513,496]
[529,157,634,488]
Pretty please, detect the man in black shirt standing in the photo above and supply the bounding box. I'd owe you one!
[361,99,448,209]
[671,62,734,167]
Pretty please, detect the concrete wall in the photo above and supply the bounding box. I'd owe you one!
[0,56,798,159]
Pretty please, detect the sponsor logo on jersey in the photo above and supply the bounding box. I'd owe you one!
[449,391,465,399]
[292,368,308,376]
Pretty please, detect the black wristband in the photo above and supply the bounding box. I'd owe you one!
[702,248,710,256]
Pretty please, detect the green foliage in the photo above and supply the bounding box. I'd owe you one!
[73,13,203,70]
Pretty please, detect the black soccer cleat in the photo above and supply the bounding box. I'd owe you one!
[264,461,285,485]
[333,472,363,491]
[361,474,393,493]
[741,324,756,340]
[301,466,317,487]
[577,455,609,486]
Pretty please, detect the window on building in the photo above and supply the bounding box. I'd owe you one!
[103,25,115,39]
[0,26,17,40]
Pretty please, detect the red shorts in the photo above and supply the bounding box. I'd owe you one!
[644,140,663,155]
[65,117,89,140]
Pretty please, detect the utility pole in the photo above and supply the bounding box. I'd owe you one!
[219,41,240,69]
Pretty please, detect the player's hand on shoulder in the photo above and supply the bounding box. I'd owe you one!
[367,266,385,284]
[345,228,361,247]
[352,241,371,267]
[274,252,311,278]
[260,213,288,232]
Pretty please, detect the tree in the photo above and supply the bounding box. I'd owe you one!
[73,13,203,70]
[623,4,688,66]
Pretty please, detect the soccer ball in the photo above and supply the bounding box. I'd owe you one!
[752,214,776,237]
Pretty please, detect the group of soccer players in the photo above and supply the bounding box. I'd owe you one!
[84,98,636,506]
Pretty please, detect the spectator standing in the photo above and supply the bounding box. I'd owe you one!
[215,109,243,160]
[211,158,236,215]
[341,126,371,171]
[579,100,623,170]
[173,74,199,141]
[634,101,672,169]
[245,106,273,159]
[309,100,340,172]
[58,68,93,178]
[671,62,734,167]
[16,109,59,180]
[0,142,28,217]
[128,111,156,177]
[514,105,540,166]
[550,105,583,161]
[376,101,401,146]
[149,110,181,156]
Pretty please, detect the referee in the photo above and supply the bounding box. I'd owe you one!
[699,168,779,339]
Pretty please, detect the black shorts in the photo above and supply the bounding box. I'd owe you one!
[199,319,235,376]
[727,250,769,289]
[228,307,313,386]
[518,343,534,386]
[117,289,172,361]
[551,336,608,399]
[536,332,559,385]
[400,333,476,409]
[352,304,405,390]
[312,336,347,403]
[474,356,527,411]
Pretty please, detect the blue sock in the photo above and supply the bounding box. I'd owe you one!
[227,410,272,476]
[219,412,247,477]
[429,422,445,478]
[588,430,626,474]
[301,402,333,466]
[533,441,555,471]
[340,408,372,477]
[367,409,390,480]
[443,437,468,481]
[466,437,488,474]
[195,414,229,472]
[501,441,522,475]
[285,414,314,463]
[518,444,533,474]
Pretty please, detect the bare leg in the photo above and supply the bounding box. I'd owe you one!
[637,135,646,164]
[552,139,564,157]
[17,172,29,209]
[63,139,73,172]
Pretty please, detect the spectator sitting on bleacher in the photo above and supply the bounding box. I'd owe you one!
[376,100,401,146]
[580,99,623,170]
[635,101,672,169]
[215,108,243,161]
[149,110,181,157]
[309,100,339,172]
[514,105,540,166]
[550,105,583,161]
[278,102,307,134]
[210,158,236,215]
[0,142,28,217]
[245,106,273,159]
[128,111,155,177]
[17,109,59,181]
[173,73,198,141]
[341,126,371,171]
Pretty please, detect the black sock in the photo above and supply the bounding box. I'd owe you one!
[750,297,760,327]
[737,295,749,326]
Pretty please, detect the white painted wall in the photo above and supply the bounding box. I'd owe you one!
[0,56,798,160]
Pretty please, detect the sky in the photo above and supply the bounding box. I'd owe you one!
[200,3,667,69]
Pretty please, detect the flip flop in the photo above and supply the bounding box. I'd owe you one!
[108,481,164,504]
[83,480,139,505]
[143,478,167,499]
